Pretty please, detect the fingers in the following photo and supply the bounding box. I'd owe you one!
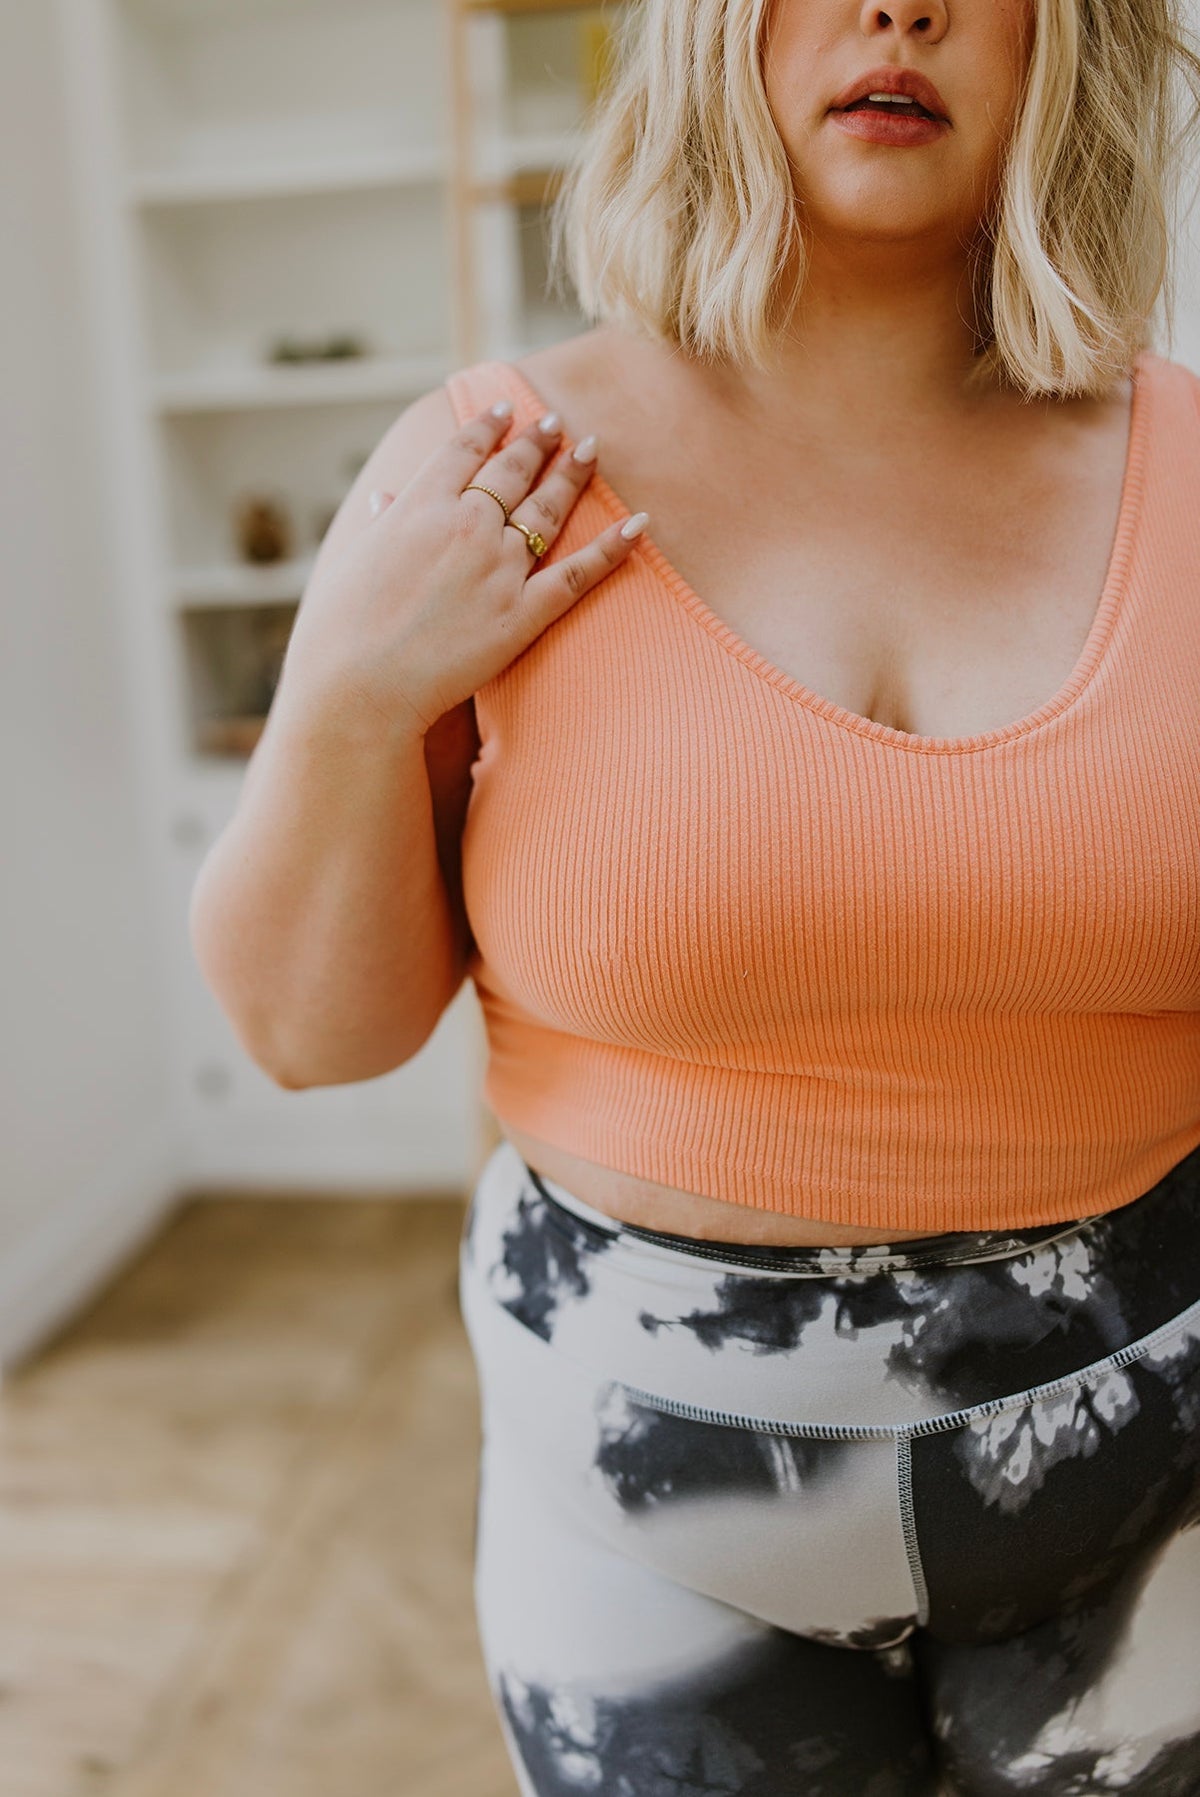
[504,432,600,554]
[412,400,556,508]
[522,512,650,620]
[463,410,565,520]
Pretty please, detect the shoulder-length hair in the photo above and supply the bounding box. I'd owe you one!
[546,0,1200,397]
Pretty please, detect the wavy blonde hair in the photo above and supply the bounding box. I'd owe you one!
[546,0,1200,397]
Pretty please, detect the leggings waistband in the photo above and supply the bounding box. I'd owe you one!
[524,1159,1105,1276]
[463,1137,1200,1433]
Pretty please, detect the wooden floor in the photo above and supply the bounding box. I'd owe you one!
[0,1193,517,1797]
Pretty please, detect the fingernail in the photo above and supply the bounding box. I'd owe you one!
[572,434,598,464]
[620,511,649,540]
[368,489,384,517]
[490,399,513,418]
[538,411,561,434]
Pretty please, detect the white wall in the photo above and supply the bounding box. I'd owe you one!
[0,0,179,1370]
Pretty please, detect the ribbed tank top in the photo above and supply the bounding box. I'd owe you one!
[444,349,1200,1233]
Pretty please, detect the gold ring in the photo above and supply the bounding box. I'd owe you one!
[506,518,548,559]
[463,482,510,522]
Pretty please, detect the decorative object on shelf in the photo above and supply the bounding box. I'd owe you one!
[234,495,293,565]
[187,603,298,760]
[267,330,371,363]
[322,331,370,359]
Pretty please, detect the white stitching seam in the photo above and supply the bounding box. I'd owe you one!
[614,1289,1200,1441]
[896,1432,930,1627]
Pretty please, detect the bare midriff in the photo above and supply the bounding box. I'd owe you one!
[499,1123,948,1247]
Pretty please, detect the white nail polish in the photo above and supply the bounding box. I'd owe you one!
[490,399,513,418]
[368,490,384,517]
[538,411,561,434]
[620,511,649,540]
[572,435,598,464]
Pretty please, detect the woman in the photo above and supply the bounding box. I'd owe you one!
[190,0,1200,1789]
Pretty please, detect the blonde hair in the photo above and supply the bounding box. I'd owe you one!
[546,0,1200,397]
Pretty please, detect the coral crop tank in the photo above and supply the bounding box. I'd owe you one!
[444,349,1200,1234]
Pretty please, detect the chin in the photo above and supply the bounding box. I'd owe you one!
[809,206,953,246]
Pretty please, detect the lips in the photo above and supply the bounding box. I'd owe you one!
[841,95,939,119]
[828,66,950,124]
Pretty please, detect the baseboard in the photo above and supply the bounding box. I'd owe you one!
[0,1123,181,1374]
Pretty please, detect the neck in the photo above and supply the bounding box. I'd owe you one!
[712,234,1002,432]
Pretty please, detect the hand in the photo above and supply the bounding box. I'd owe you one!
[281,400,649,736]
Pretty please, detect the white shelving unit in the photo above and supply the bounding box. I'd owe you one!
[449,0,618,363]
[58,0,623,1196]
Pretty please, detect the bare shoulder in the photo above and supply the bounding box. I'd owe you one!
[512,323,675,438]
[371,379,466,491]
[307,381,466,591]
[511,323,618,403]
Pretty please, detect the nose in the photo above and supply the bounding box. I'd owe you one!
[858,0,948,39]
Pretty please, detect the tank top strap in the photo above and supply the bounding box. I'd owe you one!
[444,359,546,433]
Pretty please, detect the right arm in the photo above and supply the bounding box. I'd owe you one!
[188,386,480,1088]
[188,380,645,1089]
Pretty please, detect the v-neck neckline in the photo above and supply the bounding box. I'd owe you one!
[500,350,1154,755]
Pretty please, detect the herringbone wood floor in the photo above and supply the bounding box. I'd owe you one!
[0,1193,515,1797]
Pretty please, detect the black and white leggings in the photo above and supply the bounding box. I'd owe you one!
[457,1136,1200,1796]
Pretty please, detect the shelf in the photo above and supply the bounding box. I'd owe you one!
[129,146,446,208]
[84,0,596,1181]
[174,558,314,605]
[179,603,293,756]
[454,125,581,204]
[480,127,581,174]
[114,0,444,188]
[152,351,450,414]
[131,137,572,210]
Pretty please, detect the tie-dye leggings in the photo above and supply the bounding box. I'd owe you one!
[456,1136,1200,1795]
